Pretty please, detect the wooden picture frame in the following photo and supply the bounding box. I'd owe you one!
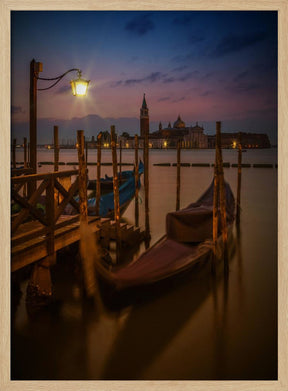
[1,2,287,390]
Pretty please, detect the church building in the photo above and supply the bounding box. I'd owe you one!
[120,94,209,149]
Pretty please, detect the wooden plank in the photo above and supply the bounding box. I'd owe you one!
[11,168,33,177]
[11,169,78,184]
[12,226,48,247]
[12,217,101,272]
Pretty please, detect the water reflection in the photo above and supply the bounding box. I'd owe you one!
[11,149,278,380]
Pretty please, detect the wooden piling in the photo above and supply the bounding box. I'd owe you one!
[54,125,59,172]
[216,121,228,273]
[134,134,139,227]
[85,138,88,165]
[144,127,151,247]
[95,132,102,216]
[119,140,122,180]
[24,137,27,168]
[77,130,88,222]
[212,134,219,274]
[12,138,16,169]
[77,130,98,299]
[111,125,121,261]
[176,139,181,211]
[23,137,28,197]
[236,132,242,225]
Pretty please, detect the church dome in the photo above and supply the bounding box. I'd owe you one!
[173,115,186,128]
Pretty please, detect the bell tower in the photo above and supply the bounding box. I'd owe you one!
[140,93,149,137]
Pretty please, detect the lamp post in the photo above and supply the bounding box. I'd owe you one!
[29,59,89,175]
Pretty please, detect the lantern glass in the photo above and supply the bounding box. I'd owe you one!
[70,77,90,96]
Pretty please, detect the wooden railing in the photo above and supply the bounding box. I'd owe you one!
[11,170,81,255]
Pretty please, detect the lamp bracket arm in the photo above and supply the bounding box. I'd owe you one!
[36,68,82,91]
[36,68,81,81]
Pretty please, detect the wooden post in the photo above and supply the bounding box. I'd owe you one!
[54,125,59,172]
[30,59,41,175]
[176,139,181,211]
[77,131,99,300]
[77,130,88,222]
[216,121,229,273]
[28,142,30,167]
[46,174,56,264]
[23,137,28,197]
[24,137,27,168]
[119,140,122,180]
[144,127,150,247]
[236,132,242,225]
[85,138,88,165]
[27,173,55,301]
[134,135,139,227]
[111,125,121,262]
[95,132,102,216]
[12,138,16,169]
[212,133,220,274]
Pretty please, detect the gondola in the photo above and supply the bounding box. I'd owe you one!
[65,161,144,218]
[95,180,235,298]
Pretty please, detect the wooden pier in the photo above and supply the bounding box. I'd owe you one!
[11,166,144,298]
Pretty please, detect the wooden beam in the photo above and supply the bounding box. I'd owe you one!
[77,130,88,222]
[111,125,121,262]
[96,132,102,216]
[216,121,229,273]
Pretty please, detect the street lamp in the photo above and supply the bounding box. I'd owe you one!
[29,59,90,174]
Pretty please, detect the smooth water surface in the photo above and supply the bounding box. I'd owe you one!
[11,148,277,380]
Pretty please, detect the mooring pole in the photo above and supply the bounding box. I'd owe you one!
[119,140,122,181]
[77,130,88,222]
[134,135,139,227]
[95,132,102,216]
[236,132,242,225]
[28,142,30,167]
[144,127,151,247]
[85,137,88,165]
[111,125,121,262]
[24,137,27,168]
[212,132,220,274]
[77,130,99,299]
[176,138,181,211]
[216,121,229,273]
[23,137,28,197]
[54,125,59,172]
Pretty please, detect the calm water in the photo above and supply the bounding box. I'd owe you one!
[11,148,277,380]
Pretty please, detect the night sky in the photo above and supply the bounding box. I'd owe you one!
[11,11,278,143]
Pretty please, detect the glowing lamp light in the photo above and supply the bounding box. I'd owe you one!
[232,140,237,149]
[70,71,90,96]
